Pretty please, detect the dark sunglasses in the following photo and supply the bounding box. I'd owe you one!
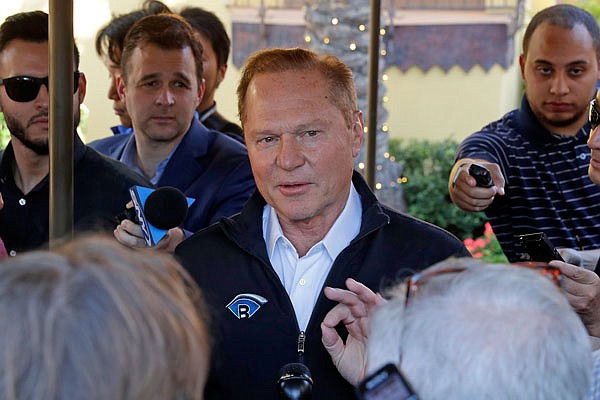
[404,261,561,306]
[0,72,80,103]
[590,98,600,131]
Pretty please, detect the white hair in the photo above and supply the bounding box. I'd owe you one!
[0,235,210,400]
[368,258,592,400]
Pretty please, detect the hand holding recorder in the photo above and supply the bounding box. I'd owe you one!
[448,159,505,213]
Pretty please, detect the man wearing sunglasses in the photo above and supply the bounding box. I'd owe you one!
[448,4,600,263]
[0,11,151,255]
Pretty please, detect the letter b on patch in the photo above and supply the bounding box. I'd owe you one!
[226,293,268,319]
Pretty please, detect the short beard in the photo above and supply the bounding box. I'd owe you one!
[4,112,49,155]
[533,106,587,132]
[4,110,81,156]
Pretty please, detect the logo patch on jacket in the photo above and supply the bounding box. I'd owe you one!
[226,293,268,319]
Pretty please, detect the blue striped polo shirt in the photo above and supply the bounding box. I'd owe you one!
[456,95,600,262]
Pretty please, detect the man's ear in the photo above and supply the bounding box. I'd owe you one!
[117,76,126,104]
[351,111,365,158]
[519,54,525,80]
[215,63,227,88]
[197,78,205,109]
[77,72,87,103]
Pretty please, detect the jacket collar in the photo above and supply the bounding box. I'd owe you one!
[220,170,390,262]
[155,118,211,188]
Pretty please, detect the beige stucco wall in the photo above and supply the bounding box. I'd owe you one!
[383,61,522,141]
[6,0,559,143]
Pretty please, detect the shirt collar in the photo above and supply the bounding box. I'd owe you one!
[263,182,362,260]
[119,134,180,185]
[520,95,590,144]
[197,103,217,123]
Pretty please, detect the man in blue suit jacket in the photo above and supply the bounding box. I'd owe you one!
[90,13,255,249]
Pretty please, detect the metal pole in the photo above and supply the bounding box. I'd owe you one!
[49,0,74,248]
[365,0,381,190]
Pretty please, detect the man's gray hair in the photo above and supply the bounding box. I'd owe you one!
[368,258,592,400]
[0,235,210,400]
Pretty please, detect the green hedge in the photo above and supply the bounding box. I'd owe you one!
[389,137,486,240]
[0,113,10,149]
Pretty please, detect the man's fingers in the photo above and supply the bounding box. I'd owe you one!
[113,219,146,248]
[485,163,505,192]
[551,260,599,284]
[345,278,386,307]
[321,320,343,351]
[322,302,354,328]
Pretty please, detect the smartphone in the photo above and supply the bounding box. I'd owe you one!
[356,363,419,400]
[517,232,563,262]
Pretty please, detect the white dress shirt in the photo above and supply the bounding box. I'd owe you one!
[262,183,362,331]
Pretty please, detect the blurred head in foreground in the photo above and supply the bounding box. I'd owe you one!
[0,235,209,400]
[367,257,592,400]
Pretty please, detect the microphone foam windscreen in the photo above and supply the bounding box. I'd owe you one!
[144,186,189,229]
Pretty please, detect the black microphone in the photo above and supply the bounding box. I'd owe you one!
[144,186,189,229]
[277,363,313,400]
[116,186,191,246]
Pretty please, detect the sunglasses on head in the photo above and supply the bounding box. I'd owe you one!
[590,98,600,131]
[404,261,562,306]
[0,72,80,103]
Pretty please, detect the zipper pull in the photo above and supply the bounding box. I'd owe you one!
[297,331,306,363]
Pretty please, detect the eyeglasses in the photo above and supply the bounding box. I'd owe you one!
[590,98,600,131]
[404,262,562,306]
[0,72,80,103]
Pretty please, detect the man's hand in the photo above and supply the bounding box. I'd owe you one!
[114,218,146,248]
[448,158,505,212]
[114,219,184,253]
[321,278,386,385]
[549,260,600,337]
[0,192,3,210]
[557,248,600,271]
[155,227,185,253]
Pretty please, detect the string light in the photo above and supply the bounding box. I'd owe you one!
[299,5,402,197]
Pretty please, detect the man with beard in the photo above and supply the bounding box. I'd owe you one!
[0,11,150,255]
[448,4,600,262]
